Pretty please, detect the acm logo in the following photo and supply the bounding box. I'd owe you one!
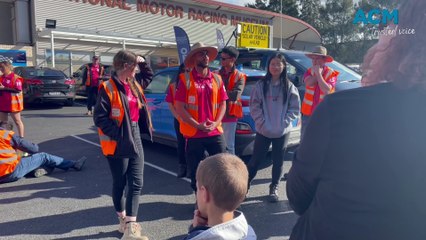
[353,9,399,25]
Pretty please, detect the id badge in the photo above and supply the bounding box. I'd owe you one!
[188,95,196,104]
[111,108,121,117]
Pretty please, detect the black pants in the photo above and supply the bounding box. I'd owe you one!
[248,132,289,187]
[174,118,186,166]
[107,123,144,217]
[86,86,98,111]
[186,135,226,191]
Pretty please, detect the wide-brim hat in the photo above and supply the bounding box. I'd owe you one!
[184,42,218,68]
[305,46,333,63]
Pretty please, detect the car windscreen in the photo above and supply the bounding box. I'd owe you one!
[284,52,361,82]
[210,52,266,71]
[23,68,67,79]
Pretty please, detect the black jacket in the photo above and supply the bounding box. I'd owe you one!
[287,83,426,240]
[93,74,152,159]
[135,62,153,89]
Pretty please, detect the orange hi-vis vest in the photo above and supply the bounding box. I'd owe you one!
[0,74,24,112]
[0,129,20,177]
[169,82,177,106]
[97,79,124,156]
[301,66,339,116]
[179,72,223,138]
[85,64,105,86]
[226,70,246,118]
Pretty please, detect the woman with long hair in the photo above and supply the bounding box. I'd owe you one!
[0,56,25,137]
[94,50,151,240]
[247,52,300,202]
[287,0,426,239]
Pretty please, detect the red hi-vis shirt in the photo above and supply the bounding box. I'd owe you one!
[175,69,228,138]
[303,66,337,112]
[0,73,23,112]
[90,65,100,87]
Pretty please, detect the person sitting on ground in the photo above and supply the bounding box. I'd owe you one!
[182,153,257,240]
[0,121,87,184]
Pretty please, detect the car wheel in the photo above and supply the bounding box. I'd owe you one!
[64,98,74,106]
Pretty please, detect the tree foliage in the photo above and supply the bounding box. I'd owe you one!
[246,0,299,18]
[299,0,322,28]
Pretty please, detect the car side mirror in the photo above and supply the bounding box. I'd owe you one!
[72,72,80,78]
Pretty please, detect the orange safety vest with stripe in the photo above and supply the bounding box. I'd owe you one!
[168,82,177,106]
[0,129,20,177]
[97,79,124,156]
[226,70,246,118]
[85,64,105,87]
[178,72,223,138]
[301,66,339,116]
[0,74,24,112]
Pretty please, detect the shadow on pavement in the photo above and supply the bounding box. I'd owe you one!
[241,199,297,239]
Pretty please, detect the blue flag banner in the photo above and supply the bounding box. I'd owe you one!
[216,29,225,51]
[173,26,191,64]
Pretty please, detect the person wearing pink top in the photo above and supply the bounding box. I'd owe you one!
[175,42,228,194]
[82,55,104,116]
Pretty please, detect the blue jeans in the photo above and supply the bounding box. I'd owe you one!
[0,152,75,183]
[222,122,237,155]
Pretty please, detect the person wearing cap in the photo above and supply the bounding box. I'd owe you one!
[217,46,246,155]
[0,55,25,138]
[0,120,87,184]
[175,42,228,193]
[300,46,339,139]
[82,55,105,116]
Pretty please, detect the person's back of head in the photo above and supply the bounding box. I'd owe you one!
[196,153,248,211]
[362,0,426,89]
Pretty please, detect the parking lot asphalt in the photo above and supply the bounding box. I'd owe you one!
[0,101,297,240]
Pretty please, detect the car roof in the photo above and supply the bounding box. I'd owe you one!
[16,67,61,72]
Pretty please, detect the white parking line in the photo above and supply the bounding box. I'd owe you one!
[74,102,86,107]
[71,135,190,183]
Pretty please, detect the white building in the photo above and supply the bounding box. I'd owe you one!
[0,0,321,75]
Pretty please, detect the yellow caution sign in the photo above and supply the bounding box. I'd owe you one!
[237,22,270,48]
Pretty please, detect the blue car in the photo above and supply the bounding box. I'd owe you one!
[143,49,361,157]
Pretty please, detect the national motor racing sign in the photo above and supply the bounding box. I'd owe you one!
[237,22,270,48]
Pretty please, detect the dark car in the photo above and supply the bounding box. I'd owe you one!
[72,64,113,96]
[14,67,76,106]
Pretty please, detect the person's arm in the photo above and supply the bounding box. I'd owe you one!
[286,97,331,215]
[313,66,332,94]
[135,57,154,89]
[168,103,179,119]
[175,101,204,131]
[93,86,120,140]
[82,65,88,85]
[249,83,264,125]
[227,73,246,101]
[303,70,317,87]
[0,84,20,93]
[11,134,39,154]
[283,84,301,126]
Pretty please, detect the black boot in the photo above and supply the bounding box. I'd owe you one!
[268,184,279,203]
